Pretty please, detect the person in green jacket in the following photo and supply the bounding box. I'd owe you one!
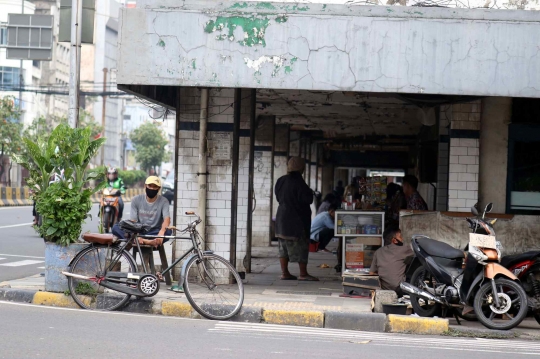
[107,167,126,219]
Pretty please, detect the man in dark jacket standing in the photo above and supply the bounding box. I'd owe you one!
[275,157,318,281]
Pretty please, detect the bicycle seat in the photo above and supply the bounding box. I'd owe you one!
[119,220,150,234]
[82,233,116,245]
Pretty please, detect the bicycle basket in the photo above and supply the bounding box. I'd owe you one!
[118,220,151,234]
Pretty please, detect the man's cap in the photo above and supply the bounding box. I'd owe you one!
[145,176,162,187]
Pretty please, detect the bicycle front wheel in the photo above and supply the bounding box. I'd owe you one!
[68,245,136,311]
[184,254,244,320]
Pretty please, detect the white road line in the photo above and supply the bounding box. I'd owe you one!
[0,253,44,259]
[37,267,45,269]
[0,258,5,261]
[0,260,44,267]
[0,206,32,210]
[212,322,540,351]
[0,301,201,322]
[0,222,34,229]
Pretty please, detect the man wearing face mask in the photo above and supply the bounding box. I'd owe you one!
[369,227,413,296]
[112,176,171,247]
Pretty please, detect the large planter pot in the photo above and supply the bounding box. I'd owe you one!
[44,242,88,293]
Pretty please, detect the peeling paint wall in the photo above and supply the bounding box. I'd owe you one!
[118,2,540,98]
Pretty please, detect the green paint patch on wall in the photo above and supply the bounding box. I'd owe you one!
[284,57,298,74]
[157,39,166,47]
[282,4,310,11]
[204,16,270,47]
[255,2,277,10]
[191,59,196,70]
[229,2,276,10]
[229,2,248,9]
[275,15,288,23]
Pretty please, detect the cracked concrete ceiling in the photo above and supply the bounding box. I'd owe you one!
[256,89,426,137]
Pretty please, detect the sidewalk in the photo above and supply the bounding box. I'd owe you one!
[2,242,540,338]
[0,242,371,314]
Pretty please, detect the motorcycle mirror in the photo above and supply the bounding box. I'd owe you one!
[482,202,493,219]
[471,206,479,216]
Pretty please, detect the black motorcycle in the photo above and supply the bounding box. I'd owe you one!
[401,203,529,330]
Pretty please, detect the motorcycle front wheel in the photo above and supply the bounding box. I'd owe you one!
[474,278,528,330]
[103,211,111,233]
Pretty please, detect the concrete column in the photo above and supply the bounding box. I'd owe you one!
[252,116,274,247]
[479,97,512,214]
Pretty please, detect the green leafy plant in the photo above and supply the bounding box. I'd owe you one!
[14,124,106,245]
[75,282,97,296]
[118,169,147,187]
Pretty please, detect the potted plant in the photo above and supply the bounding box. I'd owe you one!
[14,124,106,292]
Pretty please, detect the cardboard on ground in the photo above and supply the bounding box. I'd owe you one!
[469,233,497,249]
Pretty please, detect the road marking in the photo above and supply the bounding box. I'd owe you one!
[0,222,34,229]
[37,267,45,269]
[0,258,4,261]
[211,322,540,353]
[0,301,201,322]
[0,206,32,210]
[0,260,44,267]
[0,253,44,259]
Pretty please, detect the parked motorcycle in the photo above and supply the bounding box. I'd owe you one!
[461,204,540,324]
[401,203,529,330]
[100,187,121,233]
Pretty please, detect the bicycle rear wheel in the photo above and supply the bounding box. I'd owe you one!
[183,253,244,320]
[68,245,136,311]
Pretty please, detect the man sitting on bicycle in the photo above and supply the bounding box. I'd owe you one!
[112,176,172,247]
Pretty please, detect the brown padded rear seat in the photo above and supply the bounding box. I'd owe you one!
[81,233,117,245]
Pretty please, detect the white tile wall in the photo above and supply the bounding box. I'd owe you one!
[442,100,482,213]
[173,88,239,278]
[448,138,479,212]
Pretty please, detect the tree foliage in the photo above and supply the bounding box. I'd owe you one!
[24,110,103,144]
[130,122,169,173]
[0,96,23,185]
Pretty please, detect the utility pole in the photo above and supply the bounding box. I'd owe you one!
[19,0,23,114]
[100,68,108,166]
[68,0,82,128]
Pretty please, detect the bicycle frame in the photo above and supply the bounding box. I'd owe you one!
[67,215,212,297]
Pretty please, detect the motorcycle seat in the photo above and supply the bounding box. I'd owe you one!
[82,233,117,245]
[501,251,540,268]
[416,237,465,260]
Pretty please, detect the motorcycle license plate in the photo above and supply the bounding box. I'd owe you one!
[469,233,496,249]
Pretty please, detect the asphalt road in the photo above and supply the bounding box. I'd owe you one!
[0,302,539,359]
[0,204,111,282]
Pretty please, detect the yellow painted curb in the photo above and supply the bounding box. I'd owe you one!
[387,314,448,335]
[32,292,82,309]
[263,309,324,328]
[161,301,196,318]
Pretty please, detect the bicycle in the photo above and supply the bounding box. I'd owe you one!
[62,212,244,320]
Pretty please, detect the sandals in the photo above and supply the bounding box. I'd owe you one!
[298,275,320,281]
[280,275,298,280]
